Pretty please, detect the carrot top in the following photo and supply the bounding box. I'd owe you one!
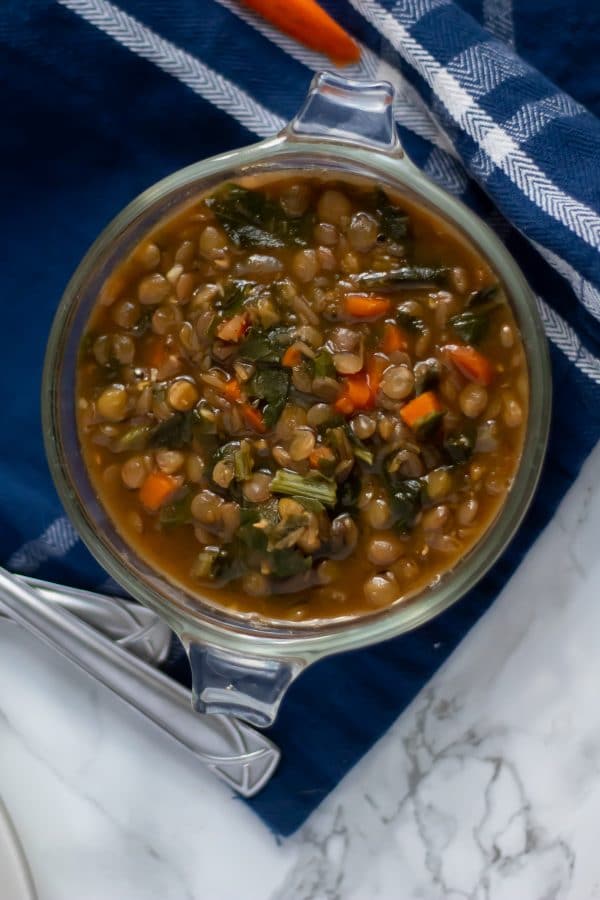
[239,0,360,65]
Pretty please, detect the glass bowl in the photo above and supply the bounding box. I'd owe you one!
[43,73,551,726]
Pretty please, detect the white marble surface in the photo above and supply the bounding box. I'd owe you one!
[3,440,600,899]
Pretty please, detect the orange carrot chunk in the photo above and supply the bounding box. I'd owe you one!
[400,391,445,433]
[239,0,360,65]
[334,373,373,415]
[145,336,168,370]
[281,345,303,367]
[309,446,336,470]
[382,322,408,354]
[241,403,267,434]
[221,379,242,402]
[445,344,494,386]
[344,294,391,319]
[139,471,179,512]
[366,354,388,396]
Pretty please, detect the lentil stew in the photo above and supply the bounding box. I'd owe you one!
[77,174,528,622]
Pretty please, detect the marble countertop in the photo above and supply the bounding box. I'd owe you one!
[2,441,600,900]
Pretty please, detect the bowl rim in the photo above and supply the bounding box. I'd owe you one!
[42,135,552,662]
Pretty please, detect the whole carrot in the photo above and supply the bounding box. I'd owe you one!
[239,0,361,65]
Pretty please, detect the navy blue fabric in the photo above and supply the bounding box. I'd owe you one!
[2,0,599,836]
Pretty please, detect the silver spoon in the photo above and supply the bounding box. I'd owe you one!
[0,567,279,797]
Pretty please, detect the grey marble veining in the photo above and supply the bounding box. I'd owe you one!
[2,440,600,899]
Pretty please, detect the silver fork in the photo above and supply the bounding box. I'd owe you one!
[0,568,280,797]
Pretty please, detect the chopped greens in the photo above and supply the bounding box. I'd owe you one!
[247,364,290,428]
[190,547,231,581]
[444,426,476,464]
[159,490,193,528]
[219,279,256,313]
[206,183,313,249]
[467,283,500,310]
[372,189,409,241]
[269,549,312,579]
[450,285,502,344]
[115,423,153,453]
[149,412,194,449]
[313,348,336,379]
[355,266,448,291]
[388,478,423,532]
[270,469,337,508]
[344,424,374,465]
[396,309,427,335]
[240,327,293,362]
[233,440,254,481]
[449,310,489,345]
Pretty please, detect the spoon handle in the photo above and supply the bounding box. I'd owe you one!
[0,567,279,797]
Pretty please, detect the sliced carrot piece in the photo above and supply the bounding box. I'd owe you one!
[281,345,303,367]
[382,322,408,354]
[241,403,266,434]
[239,0,360,65]
[344,294,391,319]
[334,393,355,416]
[139,471,179,512]
[366,354,387,396]
[400,391,444,432]
[216,313,249,343]
[145,336,168,370]
[221,379,242,403]
[445,344,494,386]
[309,446,336,470]
[334,373,373,415]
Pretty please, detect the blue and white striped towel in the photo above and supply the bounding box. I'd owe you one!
[2,0,599,834]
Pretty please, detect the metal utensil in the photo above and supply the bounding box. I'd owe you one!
[0,567,279,797]
[22,575,172,665]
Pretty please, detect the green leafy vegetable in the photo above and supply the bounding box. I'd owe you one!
[149,412,193,449]
[396,309,427,335]
[270,469,337,508]
[269,549,312,579]
[355,266,448,291]
[233,440,254,481]
[338,470,361,511]
[449,310,489,344]
[313,348,336,379]
[115,424,153,453]
[220,280,256,314]
[414,359,441,396]
[159,490,193,528]
[414,410,445,439]
[292,496,325,515]
[237,520,268,555]
[389,478,423,532]
[190,547,231,581]
[206,183,313,249]
[247,364,290,428]
[372,189,409,241]
[240,327,293,362]
[444,426,476,464]
[467,283,500,310]
[344,424,374,465]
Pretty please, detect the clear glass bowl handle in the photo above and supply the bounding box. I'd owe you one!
[286,71,403,156]
[187,642,304,728]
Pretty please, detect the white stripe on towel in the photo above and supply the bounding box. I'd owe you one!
[348,0,600,252]
[57,0,286,137]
